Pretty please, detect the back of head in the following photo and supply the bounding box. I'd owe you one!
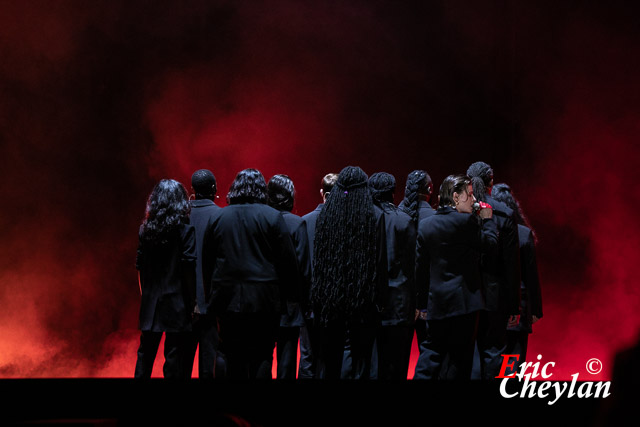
[401,169,432,221]
[492,182,535,240]
[191,169,217,199]
[439,174,471,208]
[321,173,338,197]
[227,168,267,205]
[312,166,377,323]
[267,174,295,212]
[141,179,190,244]
[368,171,396,205]
[466,161,493,202]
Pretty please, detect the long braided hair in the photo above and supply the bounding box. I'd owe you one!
[466,161,493,203]
[400,170,432,222]
[140,179,190,245]
[311,166,378,323]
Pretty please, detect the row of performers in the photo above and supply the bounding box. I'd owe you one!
[134,162,543,380]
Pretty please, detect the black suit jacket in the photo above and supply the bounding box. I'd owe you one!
[202,202,298,314]
[301,203,323,265]
[377,202,417,326]
[482,195,521,315]
[188,199,221,315]
[510,224,543,332]
[416,206,498,320]
[280,211,311,327]
[136,223,197,332]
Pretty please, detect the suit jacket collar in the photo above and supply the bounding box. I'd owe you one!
[436,206,457,215]
[191,199,216,208]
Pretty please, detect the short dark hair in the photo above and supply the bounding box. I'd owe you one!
[438,174,471,208]
[267,174,295,212]
[227,168,267,205]
[322,173,338,194]
[191,169,217,198]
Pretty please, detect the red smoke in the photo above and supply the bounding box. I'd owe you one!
[1,1,639,381]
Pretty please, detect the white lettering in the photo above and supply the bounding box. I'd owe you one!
[540,361,555,379]
[499,378,518,398]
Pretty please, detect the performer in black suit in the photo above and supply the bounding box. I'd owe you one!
[413,175,497,380]
[298,173,337,379]
[134,179,196,379]
[467,162,521,380]
[183,169,226,379]
[267,174,311,379]
[491,183,543,375]
[368,172,416,379]
[399,170,436,350]
[311,166,388,379]
[202,169,298,379]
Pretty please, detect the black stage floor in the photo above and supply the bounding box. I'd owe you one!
[0,379,626,426]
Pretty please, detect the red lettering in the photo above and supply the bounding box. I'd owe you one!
[495,354,520,379]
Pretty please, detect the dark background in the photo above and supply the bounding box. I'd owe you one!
[0,0,638,380]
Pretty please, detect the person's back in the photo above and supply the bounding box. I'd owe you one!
[206,202,296,312]
[201,169,298,379]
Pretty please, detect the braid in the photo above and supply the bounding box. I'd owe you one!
[467,161,493,202]
[368,172,396,206]
[401,170,430,222]
[311,166,378,323]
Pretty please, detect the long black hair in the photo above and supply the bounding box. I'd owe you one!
[400,169,432,222]
[227,168,267,205]
[466,161,493,202]
[267,174,295,212]
[140,179,190,245]
[311,166,378,323]
[492,183,537,243]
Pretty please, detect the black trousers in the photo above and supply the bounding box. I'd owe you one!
[276,326,300,379]
[134,331,188,379]
[184,313,226,379]
[504,330,529,376]
[374,324,414,380]
[218,312,279,379]
[475,310,509,380]
[314,320,376,380]
[297,319,315,379]
[414,312,479,380]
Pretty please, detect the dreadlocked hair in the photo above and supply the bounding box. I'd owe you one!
[492,183,538,244]
[400,170,432,222]
[140,179,190,245]
[467,161,493,203]
[368,171,397,211]
[311,166,378,323]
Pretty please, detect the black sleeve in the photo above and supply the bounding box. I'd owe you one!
[375,212,389,311]
[415,221,430,311]
[293,219,312,313]
[522,229,543,318]
[502,215,522,316]
[181,225,197,313]
[275,214,300,305]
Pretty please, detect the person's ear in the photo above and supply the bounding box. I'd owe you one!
[453,192,460,205]
[320,189,325,202]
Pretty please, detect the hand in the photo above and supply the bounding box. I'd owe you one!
[478,206,493,219]
[532,315,540,324]
[507,315,520,328]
